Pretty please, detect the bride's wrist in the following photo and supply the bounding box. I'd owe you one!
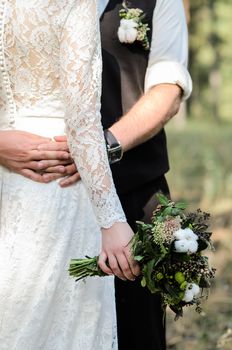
[101,221,128,234]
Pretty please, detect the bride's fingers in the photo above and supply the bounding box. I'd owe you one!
[107,255,126,281]
[59,173,81,188]
[37,159,73,170]
[116,253,135,281]
[19,169,45,183]
[42,173,64,183]
[98,251,113,276]
[123,246,140,277]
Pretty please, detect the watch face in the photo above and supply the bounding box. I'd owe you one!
[108,145,123,164]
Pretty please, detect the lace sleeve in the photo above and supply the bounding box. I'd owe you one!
[59,0,126,228]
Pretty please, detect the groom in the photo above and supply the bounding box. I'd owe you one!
[0,0,192,349]
[98,1,191,349]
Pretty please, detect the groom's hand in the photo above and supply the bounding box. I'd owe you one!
[0,130,71,183]
[38,135,81,187]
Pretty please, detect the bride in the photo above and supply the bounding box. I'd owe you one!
[0,1,139,349]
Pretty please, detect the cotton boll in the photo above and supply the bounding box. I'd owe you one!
[183,228,198,241]
[189,283,200,296]
[183,289,194,303]
[174,239,190,253]
[173,229,187,241]
[118,27,127,43]
[118,27,138,44]
[125,28,138,43]
[186,239,198,253]
[118,19,138,44]
[120,19,138,29]
[173,228,198,242]
[174,238,198,254]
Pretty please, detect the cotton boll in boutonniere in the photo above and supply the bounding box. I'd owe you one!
[118,19,138,44]
[118,1,150,50]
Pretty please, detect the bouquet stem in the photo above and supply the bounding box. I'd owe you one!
[69,256,106,281]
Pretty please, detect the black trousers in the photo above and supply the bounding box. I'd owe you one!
[115,176,169,350]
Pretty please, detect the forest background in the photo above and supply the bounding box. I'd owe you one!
[166,1,232,349]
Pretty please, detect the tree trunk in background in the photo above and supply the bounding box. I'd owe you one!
[209,0,222,123]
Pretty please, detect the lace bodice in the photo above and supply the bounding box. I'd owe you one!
[0,0,126,228]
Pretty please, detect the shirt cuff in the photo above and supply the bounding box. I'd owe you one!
[144,61,192,100]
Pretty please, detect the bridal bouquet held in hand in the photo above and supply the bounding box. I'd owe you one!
[69,194,216,319]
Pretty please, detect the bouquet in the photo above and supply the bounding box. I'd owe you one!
[69,194,216,319]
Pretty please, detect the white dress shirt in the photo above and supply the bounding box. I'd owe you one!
[99,0,192,99]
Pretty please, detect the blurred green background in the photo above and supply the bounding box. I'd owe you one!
[166,1,232,349]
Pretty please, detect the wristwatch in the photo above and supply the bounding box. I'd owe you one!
[104,129,123,164]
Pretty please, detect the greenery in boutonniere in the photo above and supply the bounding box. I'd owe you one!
[69,194,216,320]
[117,1,150,50]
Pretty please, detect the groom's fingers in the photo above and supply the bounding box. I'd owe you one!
[37,141,69,152]
[53,135,67,142]
[28,150,70,161]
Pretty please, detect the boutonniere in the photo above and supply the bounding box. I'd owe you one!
[117,1,150,50]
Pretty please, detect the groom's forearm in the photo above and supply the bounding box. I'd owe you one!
[109,83,182,152]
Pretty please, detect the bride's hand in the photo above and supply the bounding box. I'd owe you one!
[98,222,140,281]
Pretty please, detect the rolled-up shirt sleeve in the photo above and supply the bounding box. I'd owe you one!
[144,0,192,99]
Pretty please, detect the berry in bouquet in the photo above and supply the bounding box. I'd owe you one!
[69,194,216,319]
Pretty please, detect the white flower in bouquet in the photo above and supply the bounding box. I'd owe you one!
[118,19,138,44]
[183,228,198,241]
[173,228,188,240]
[174,239,188,252]
[174,228,198,253]
[174,239,198,253]
[183,283,200,303]
[173,228,198,241]
[186,240,198,253]
[183,288,194,302]
[190,283,200,295]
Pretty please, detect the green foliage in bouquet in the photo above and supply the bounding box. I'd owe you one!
[69,194,216,320]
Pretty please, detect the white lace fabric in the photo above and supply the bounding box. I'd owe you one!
[0,173,118,349]
[0,0,126,228]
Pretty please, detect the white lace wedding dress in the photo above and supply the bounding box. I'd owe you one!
[0,1,125,349]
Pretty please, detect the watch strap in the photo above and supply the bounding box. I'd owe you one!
[104,129,123,164]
